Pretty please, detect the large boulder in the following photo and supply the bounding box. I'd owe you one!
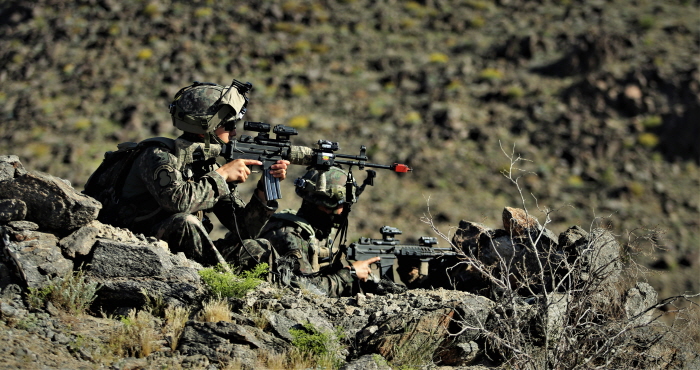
[87,239,206,311]
[178,321,291,366]
[0,170,101,233]
[2,223,73,288]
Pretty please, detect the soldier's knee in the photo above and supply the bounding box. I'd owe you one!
[170,213,201,227]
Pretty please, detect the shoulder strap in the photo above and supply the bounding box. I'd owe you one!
[139,137,176,151]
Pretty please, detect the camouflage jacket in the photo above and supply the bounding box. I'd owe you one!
[109,136,275,240]
[259,211,355,297]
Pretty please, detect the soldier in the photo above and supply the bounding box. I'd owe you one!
[85,80,288,266]
[249,166,379,297]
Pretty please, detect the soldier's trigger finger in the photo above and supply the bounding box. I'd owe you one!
[242,159,263,166]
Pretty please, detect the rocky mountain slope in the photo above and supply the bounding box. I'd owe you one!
[1,155,698,369]
[0,0,698,310]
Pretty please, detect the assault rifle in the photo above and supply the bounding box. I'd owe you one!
[220,121,412,201]
[346,226,457,283]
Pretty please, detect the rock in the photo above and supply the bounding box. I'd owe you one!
[565,227,621,285]
[0,171,101,233]
[0,155,26,182]
[452,220,495,257]
[178,321,291,365]
[358,307,454,360]
[0,262,15,289]
[0,199,27,222]
[260,309,298,342]
[543,292,569,344]
[2,227,73,288]
[6,221,39,231]
[502,207,540,236]
[452,293,496,343]
[502,207,558,249]
[92,266,207,312]
[340,354,392,370]
[624,282,658,325]
[58,221,103,259]
[436,340,481,366]
[89,239,175,278]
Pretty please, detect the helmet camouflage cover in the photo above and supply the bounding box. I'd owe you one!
[294,166,352,209]
[169,81,249,134]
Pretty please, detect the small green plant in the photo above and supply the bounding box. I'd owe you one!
[27,285,54,311]
[479,67,504,81]
[137,48,153,60]
[289,322,344,369]
[194,7,213,18]
[198,263,268,298]
[429,52,449,64]
[389,321,444,369]
[108,309,159,358]
[637,15,656,30]
[638,132,659,148]
[504,85,526,99]
[641,115,663,128]
[141,288,167,317]
[244,306,271,330]
[27,270,101,315]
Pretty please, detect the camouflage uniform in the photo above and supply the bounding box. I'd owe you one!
[258,210,355,298]
[90,80,273,266]
[106,136,275,266]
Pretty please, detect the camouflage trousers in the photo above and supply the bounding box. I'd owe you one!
[152,212,272,268]
[151,213,219,265]
[217,235,276,271]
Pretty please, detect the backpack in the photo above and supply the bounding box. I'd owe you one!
[83,137,175,219]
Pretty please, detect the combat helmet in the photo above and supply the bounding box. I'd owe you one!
[294,166,353,209]
[169,80,251,135]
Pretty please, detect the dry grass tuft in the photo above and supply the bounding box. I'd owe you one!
[197,297,232,323]
[108,309,159,358]
[164,305,191,351]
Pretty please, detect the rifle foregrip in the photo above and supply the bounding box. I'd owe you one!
[289,145,316,166]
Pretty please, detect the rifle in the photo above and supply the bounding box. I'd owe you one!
[346,226,457,283]
[220,121,412,201]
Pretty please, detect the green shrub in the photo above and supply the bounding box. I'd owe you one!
[198,263,268,298]
[27,270,101,315]
[429,52,449,63]
[641,115,663,128]
[504,85,525,99]
[638,132,659,148]
[289,322,344,369]
[479,67,503,81]
[638,15,656,30]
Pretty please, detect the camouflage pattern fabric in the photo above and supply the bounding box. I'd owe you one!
[257,214,355,298]
[100,136,275,266]
[176,85,225,116]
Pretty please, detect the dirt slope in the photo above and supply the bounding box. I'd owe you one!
[0,0,698,300]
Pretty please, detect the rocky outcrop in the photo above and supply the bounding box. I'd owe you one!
[0,155,694,369]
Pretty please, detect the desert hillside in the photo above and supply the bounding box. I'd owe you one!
[1,0,698,302]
